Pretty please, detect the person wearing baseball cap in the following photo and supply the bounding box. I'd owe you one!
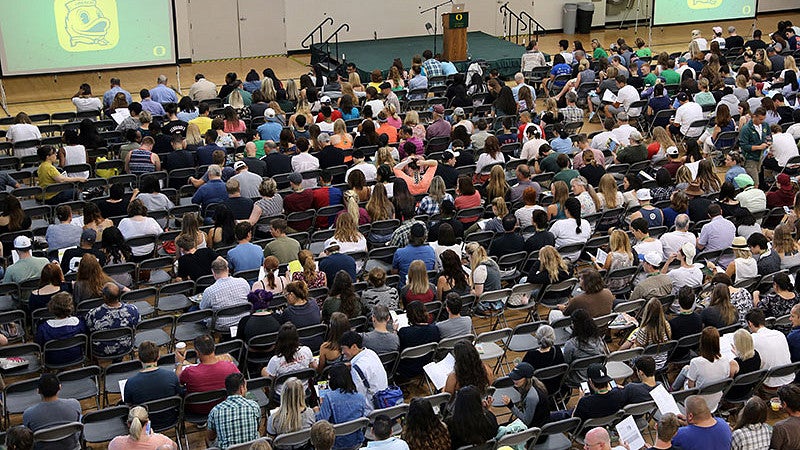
[230,159,263,199]
[767,173,797,208]
[2,235,48,286]
[733,173,766,214]
[572,362,625,422]
[661,242,703,293]
[630,251,673,302]
[256,107,282,142]
[426,104,451,139]
[628,188,664,227]
[497,362,550,428]
[61,228,107,274]
[379,82,401,113]
[282,171,315,231]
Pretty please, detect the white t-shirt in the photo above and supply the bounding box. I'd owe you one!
[674,102,704,136]
[667,265,703,293]
[752,327,794,387]
[686,355,730,411]
[633,239,664,259]
[7,124,41,157]
[365,100,385,117]
[71,97,102,112]
[324,235,367,256]
[520,138,547,161]
[118,216,163,256]
[317,121,335,133]
[63,145,89,178]
[591,131,615,151]
[611,124,636,146]
[346,163,378,183]
[515,205,546,229]
[616,85,641,114]
[550,218,592,260]
[771,132,799,166]
[476,152,505,174]
[266,346,314,394]
[660,231,697,257]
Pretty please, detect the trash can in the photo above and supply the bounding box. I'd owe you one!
[563,3,578,35]
[576,2,595,34]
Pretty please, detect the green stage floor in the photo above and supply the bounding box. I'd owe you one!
[312,31,526,80]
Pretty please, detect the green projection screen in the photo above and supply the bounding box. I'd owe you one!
[653,0,757,26]
[0,0,175,76]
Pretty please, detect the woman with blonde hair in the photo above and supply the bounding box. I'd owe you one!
[330,119,354,150]
[772,224,800,269]
[724,237,758,282]
[285,78,300,104]
[388,65,405,89]
[675,165,694,187]
[107,406,176,450]
[401,260,436,306]
[385,103,402,128]
[325,212,367,255]
[288,100,314,130]
[339,81,359,105]
[547,180,569,220]
[570,176,600,215]
[594,229,635,273]
[620,299,672,369]
[466,197,509,237]
[260,77,278,103]
[418,176,453,216]
[366,182,394,222]
[539,97,563,125]
[185,122,203,147]
[266,377,316,437]
[374,146,397,168]
[248,178,284,234]
[729,328,761,381]
[466,242,501,299]
[484,164,510,202]
[526,245,571,298]
[341,189,370,225]
[253,256,286,294]
[596,173,624,210]
[291,249,327,289]
[349,72,365,92]
[647,126,676,161]
[402,110,427,140]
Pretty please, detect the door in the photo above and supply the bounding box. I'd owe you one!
[238,0,286,57]
[188,0,241,60]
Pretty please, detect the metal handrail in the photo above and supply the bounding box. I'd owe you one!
[520,11,546,41]
[300,17,334,49]
[321,23,350,65]
[499,2,528,45]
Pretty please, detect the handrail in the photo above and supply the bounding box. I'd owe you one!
[321,23,350,66]
[519,11,545,41]
[499,2,528,45]
[301,17,334,49]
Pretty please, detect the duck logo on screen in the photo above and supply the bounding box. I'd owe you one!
[55,0,119,51]
[688,0,722,9]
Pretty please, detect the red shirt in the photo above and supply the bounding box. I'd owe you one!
[179,360,240,413]
[455,192,483,223]
[285,189,315,231]
[316,110,343,123]
[403,288,434,307]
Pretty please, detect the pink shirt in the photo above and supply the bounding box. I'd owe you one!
[108,433,175,450]
[224,120,247,133]
[394,166,437,196]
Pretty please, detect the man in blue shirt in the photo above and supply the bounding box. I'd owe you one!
[392,223,436,289]
[421,49,444,80]
[150,75,179,104]
[226,222,263,274]
[318,241,357,287]
[438,56,458,77]
[192,165,228,220]
[672,395,732,450]
[256,108,283,142]
[196,130,225,166]
[139,89,166,116]
[103,77,132,109]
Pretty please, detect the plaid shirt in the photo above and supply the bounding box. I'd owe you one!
[731,423,772,450]
[389,219,423,248]
[559,106,584,123]
[199,276,251,331]
[422,59,444,80]
[417,194,454,216]
[208,395,261,449]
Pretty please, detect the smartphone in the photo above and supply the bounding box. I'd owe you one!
[610,380,618,389]
[785,206,792,215]
[580,382,591,395]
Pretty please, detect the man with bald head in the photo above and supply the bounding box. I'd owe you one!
[583,427,626,450]
[672,396,731,450]
[509,164,542,203]
[262,140,292,177]
[85,281,139,358]
[241,141,266,176]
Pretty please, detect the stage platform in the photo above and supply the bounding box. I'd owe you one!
[311,31,526,81]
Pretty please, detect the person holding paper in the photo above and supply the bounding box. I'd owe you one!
[341,331,388,413]
[572,363,626,423]
[498,362,550,429]
[621,356,661,405]
[583,427,627,450]
[672,396,732,450]
[443,341,493,398]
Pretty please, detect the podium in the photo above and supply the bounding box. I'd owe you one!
[442,12,468,61]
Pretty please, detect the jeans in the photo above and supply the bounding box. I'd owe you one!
[671,366,689,391]
[45,189,76,205]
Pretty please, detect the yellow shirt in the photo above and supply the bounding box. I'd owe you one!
[37,161,60,200]
[189,116,213,134]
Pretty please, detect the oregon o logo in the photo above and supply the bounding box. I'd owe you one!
[742,5,751,14]
[153,45,166,57]
[456,14,462,20]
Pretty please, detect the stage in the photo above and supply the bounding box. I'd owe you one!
[311,31,526,81]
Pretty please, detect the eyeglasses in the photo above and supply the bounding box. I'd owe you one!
[584,443,603,449]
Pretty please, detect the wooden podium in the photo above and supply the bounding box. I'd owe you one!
[442,12,468,61]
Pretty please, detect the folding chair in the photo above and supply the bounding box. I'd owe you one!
[506,321,544,354]
[532,417,580,450]
[475,289,512,330]
[497,427,541,450]
[102,360,143,406]
[572,410,625,445]
[605,348,644,382]
[120,287,157,317]
[156,280,195,314]
[182,389,228,449]
[134,316,175,348]
[81,405,129,446]
[211,303,251,334]
[273,428,312,449]
[32,422,83,450]
[0,342,42,378]
[3,378,41,427]
[174,309,212,343]
[396,343,438,394]
[475,328,512,374]
[365,403,409,440]
[143,395,184,448]
[57,365,101,409]
[90,327,135,362]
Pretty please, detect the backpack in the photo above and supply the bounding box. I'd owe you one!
[353,364,404,409]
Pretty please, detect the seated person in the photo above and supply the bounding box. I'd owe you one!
[572,363,626,422]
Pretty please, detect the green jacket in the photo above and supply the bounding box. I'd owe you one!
[738,120,771,161]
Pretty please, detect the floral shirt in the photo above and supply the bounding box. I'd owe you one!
[85,303,140,357]
[731,288,754,328]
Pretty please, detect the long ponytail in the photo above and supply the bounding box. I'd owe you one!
[128,406,149,441]
[564,197,583,234]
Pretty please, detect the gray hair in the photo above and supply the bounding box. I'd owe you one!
[675,214,690,231]
[264,140,277,150]
[207,164,222,178]
[728,26,736,33]
[372,304,391,322]
[535,325,556,348]
[514,72,524,82]
[157,74,168,84]
[566,92,578,104]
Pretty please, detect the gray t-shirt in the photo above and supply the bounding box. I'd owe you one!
[361,330,400,354]
[23,398,82,450]
[436,316,473,339]
[45,223,83,251]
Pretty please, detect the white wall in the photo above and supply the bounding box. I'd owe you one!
[174,0,191,60]
[758,0,798,12]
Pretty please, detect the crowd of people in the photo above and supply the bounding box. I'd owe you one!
[1,16,800,450]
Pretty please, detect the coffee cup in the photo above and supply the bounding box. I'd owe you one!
[770,397,781,412]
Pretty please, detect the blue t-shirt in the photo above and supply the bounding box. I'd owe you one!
[672,418,732,450]
[318,253,357,288]
[550,64,573,87]
[551,137,573,154]
[392,245,436,289]
[227,242,264,273]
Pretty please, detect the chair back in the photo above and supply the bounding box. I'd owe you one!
[32,422,83,447]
